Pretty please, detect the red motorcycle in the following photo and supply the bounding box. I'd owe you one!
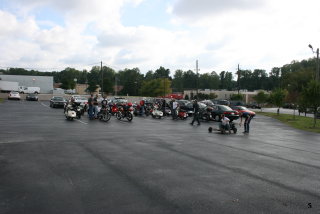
[116,104,133,121]
[111,103,119,115]
[173,106,188,120]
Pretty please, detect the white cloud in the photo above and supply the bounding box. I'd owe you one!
[1,0,320,76]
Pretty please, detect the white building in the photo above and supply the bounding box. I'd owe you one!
[0,75,53,94]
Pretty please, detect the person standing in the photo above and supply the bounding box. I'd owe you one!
[139,99,145,115]
[88,94,94,120]
[171,99,178,119]
[93,94,99,118]
[101,96,108,108]
[190,99,200,125]
[162,99,166,116]
[239,112,254,134]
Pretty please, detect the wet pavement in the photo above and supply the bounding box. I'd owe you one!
[0,100,320,214]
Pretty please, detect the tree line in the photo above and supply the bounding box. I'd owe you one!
[0,57,319,97]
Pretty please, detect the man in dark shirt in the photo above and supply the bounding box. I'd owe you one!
[190,99,200,125]
[88,94,94,120]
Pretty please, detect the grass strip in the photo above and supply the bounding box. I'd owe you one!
[257,112,320,133]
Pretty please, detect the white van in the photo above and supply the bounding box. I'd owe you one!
[19,86,41,94]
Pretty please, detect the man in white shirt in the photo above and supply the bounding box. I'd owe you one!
[171,99,178,119]
[220,114,231,134]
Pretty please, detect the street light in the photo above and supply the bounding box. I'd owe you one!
[308,44,319,81]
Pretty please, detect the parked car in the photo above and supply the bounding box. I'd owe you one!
[8,91,21,100]
[200,100,215,107]
[26,93,38,101]
[211,99,230,106]
[246,102,261,109]
[231,106,255,116]
[73,96,88,106]
[211,105,239,121]
[50,96,67,108]
[229,100,245,107]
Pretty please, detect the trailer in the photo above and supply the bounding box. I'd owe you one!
[19,86,41,94]
[0,81,19,92]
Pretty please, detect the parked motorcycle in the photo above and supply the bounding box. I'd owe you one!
[151,105,164,119]
[64,104,78,120]
[97,106,111,122]
[173,106,187,120]
[116,105,133,121]
[110,103,119,115]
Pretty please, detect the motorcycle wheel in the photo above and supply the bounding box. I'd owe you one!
[101,113,111,122]
[116,112,122,120]
[126,113,133,121]
[205,115,210,121]
[233,127,237,134]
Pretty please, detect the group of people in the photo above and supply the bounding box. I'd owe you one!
[190,99,254,134]
[84,94,254,133]
[87,94,108,120]
[219,111,254,134]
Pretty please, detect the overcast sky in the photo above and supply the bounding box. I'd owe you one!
[1,0,320,76]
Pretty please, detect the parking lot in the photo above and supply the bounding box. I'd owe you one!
[1,99,320,214]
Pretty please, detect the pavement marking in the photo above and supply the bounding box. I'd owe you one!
[75,119,88,125]
[40,102,50,108]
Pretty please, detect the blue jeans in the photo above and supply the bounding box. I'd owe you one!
[244,116,252,132]
[88,105,94,119]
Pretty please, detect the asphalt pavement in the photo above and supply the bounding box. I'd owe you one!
[1,100,320,214]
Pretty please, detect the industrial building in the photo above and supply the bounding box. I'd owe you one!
[0,75,53,94]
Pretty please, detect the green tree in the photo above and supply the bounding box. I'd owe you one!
[139,78,171,97]
[87,81,99,93]
[270,88,287,115]
[301,80,320,127]
[253,91,269,109]
[101,66,116,95]
[230,93,244,101]
[172,69,184,92]
[154,66,170,79]
[117,68,144,96]
[183,70,197,89]
[199,72,220,90]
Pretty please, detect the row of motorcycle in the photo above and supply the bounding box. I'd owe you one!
[63,101,202,122]
[64,102,133,122]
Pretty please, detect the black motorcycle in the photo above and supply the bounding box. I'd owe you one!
[97,105,111,122]
[116,105,133,122]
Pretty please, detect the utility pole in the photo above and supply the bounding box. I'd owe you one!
[196,60,199,98]
[316,48,319,81]
[308,44,319,81]
[101,61,103,97]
